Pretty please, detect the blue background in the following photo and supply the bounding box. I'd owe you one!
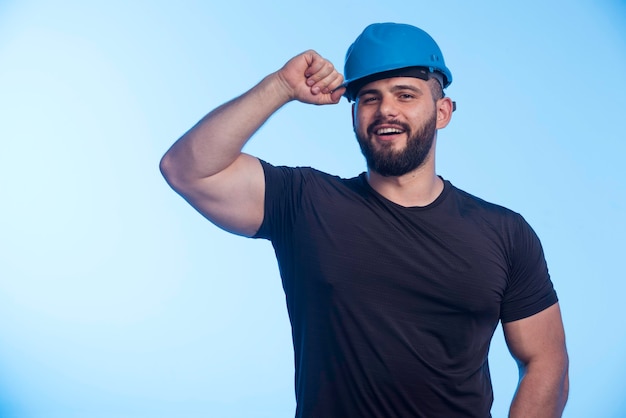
[1,0,625,416]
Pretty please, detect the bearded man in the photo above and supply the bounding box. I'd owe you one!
[160,23,569,418]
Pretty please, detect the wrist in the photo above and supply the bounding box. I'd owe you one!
[264,71,296,105]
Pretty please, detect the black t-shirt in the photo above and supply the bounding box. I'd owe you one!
[254,161,558,418]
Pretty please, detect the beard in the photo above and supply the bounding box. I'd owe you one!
[355,110,437,177]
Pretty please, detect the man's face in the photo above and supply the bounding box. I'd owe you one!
[352,77,438,177]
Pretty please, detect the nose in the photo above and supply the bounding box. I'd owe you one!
[376,94,399,118]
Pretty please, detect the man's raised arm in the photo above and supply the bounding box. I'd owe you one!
[159,50,345,236]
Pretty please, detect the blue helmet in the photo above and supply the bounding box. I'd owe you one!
[343,23,453,101]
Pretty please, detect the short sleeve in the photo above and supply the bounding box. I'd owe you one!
[252,160,302,241]
[500,215,558,323]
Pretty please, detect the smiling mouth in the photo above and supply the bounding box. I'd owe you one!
[369,120,410,137]
[375,127,404,136]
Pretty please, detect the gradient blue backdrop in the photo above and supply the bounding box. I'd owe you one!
[1,0,625,416]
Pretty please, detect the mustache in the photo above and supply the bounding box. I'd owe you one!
[367,119,411,135]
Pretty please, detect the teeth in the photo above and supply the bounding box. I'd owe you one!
[376,127,403,135]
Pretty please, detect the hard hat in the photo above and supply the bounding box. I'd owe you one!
[343,23,453,101]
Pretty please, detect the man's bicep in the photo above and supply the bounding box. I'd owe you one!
[502,303,567,366]
[180,153,266,237]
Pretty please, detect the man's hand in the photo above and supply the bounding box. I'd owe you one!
[274,50,345,105]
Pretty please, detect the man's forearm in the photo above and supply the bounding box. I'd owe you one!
[509,363,569,417]
[160,72,290,185]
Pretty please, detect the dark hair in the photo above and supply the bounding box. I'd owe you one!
[428,77,444,102]
[347,66,446,102]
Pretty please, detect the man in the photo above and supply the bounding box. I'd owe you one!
[160,23,569,417]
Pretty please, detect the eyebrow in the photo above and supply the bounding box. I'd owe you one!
[357,84,424,98]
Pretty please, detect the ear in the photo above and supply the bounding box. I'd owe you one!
[436,97,454,129]
[351,103,356,128]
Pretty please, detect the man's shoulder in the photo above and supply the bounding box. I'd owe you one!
[446,180,523,222]
[260,160,363,188]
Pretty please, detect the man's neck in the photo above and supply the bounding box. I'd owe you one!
[366,165,444,208]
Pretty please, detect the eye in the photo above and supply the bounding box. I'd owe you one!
[359,96,379,104]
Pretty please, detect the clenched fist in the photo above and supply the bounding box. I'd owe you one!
[274,50,346,105]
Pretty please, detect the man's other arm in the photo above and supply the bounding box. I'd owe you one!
[504,303,569,417]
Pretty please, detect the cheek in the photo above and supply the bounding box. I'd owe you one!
[353,108,372,132]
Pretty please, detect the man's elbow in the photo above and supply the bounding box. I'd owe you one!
[545,351,570,414]
[544,349,569,409]
[559,355,570,411]
[159,152,187,193]
[515,349,569,416]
